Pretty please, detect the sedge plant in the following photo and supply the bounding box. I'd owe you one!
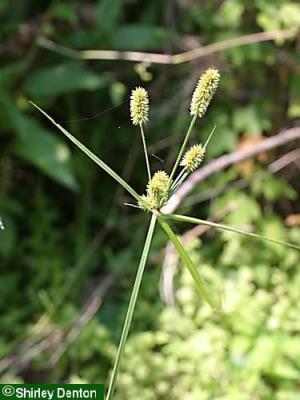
[30,68,300,399]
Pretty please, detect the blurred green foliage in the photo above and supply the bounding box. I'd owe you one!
[0,0,300,398]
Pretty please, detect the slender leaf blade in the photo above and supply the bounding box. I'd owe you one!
[29,101,143,204]
[158,218,221,311]
[166,213,300,251]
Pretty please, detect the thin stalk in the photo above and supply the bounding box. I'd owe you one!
[166,214,300,251]
[139,123,151,180]
[171,168,186,191]
[169,113,197,183]
[170,124,216,193]
[158,218,221,310]
[29,101,143,205]
[172,172,188,192]
[203,124,216,150]
[106,214,157,400]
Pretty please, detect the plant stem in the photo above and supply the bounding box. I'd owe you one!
[172,172,188,193]
[171,168,186,191]
[106,214,157,400]
[158,218,221,310]
[203,124,216,150]
[169,113,197,183]
[166,214,300,251]
[29,101,143,205]
[139,123,151,180]
[170,124,216,193]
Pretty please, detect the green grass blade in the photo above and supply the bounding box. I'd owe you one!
[29,101,142,204]
[158,218,221,310]
[106,214,157,400]
[166,213,300,251]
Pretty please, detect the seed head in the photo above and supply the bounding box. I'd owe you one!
[181,144,205,172]
[130,87,149,125]
[138,194,156,212]
[138,170,170,211]
[147,170,169,197]
[190,68,220,118]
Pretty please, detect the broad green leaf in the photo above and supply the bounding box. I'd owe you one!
[1,95,77,190]
[214,0,244,28]
[95,0,122,33]
[110,25,167,50]
[24,62,107,97]
[51,3,77,23]
[233,106,270,134]
[14,126,78,190]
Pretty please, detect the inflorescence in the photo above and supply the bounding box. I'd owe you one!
[190,68,220,118]
[135,68,220,212]
[180,144,205,172]
[138,170,170,212]
[130,87,149,126]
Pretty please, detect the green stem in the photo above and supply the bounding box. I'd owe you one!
[29,101,143,205]
[106,214,157,400]
[172,172,188,192]
[165,213,300,251]
[203,124,217,150]
[139,123,151,180]
[171,168,186,191]
[169,113,197,183]
[158,218,221,310]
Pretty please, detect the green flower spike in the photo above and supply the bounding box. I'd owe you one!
[180,144,205,172]
[130,87,149,126]
[190,68,220,118]
[147,170,169,197]
[139,170,170,211]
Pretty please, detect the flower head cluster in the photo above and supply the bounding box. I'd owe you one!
[181,144,205,172]
[139,170,170,211]
[130,87,149,126]
[147,170,169,197]
[190,68,220,118]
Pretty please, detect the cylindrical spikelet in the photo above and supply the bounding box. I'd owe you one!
[147,170,169,197]
[180,144,205,172]
[130,87,149,125]
[190,68,220,118]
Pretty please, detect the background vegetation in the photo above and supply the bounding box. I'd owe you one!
[1,1,300,398]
